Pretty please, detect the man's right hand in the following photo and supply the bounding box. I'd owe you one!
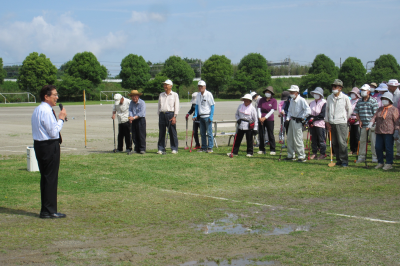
[112,114,115,120]
[59,108,67,120]
[359,121,363,128]
[326,122,331,131]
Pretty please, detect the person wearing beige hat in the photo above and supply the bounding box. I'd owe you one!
[227,94,258,157]
[157,79,180,154]
[370,83,378,98]
[325,79,352,167]
[112,93,132,152]
[128,90,146,154]
[387,79,400,159]
[257,86,277,155]
[354,84,379,163]
[368,92,399,170]
[348,87,361,155]
[284,85,311,162]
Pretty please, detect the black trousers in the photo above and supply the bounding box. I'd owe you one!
[349,124,360,153]
[259,120,276,152]
[233,129,254,155]
[132,118,146,152]
[34,139,60,214]
[311,126,326,155]
[158,113,178,151]
[118,121,131,151]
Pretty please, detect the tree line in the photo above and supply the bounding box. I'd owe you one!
[1,52,399,101]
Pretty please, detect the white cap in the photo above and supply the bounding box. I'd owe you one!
[250,91,257,97]
[114,93,122,105]
[360,84,370,91]
[198,80,206,86]
[191,92,198,104]
[381,92,394,103]
[387,79,399,86]
[288,85,300,92]
[163,79,173,86]
[241,94,253,101]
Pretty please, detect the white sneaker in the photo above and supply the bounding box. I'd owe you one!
[383,164,393,170]
[356,158,365,163]
[246,154,253,157]
[375,164,384,169]
[270,151,276,155]
[226,153,238,156]
[157,150,163,154]
[171,150,178,154]
[257,151,264,155]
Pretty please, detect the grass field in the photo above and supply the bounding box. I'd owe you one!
[1,142,400,265]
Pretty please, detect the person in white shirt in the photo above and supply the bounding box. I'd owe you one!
[193,80,215,153]
[112,93,131,152]
[387,79,400,159]
[325,79,352,167]
[284,85,311,162]
[31,85,67,219]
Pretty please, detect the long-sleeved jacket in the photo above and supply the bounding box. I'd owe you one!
[324,92,352,124]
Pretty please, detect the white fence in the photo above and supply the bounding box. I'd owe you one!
[0,92,36,104]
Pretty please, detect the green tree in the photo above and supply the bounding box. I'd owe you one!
[17,52,57,96]
[301,54,338,91]
[0,58,6,84]
[63,52,107,98]
[145,73,168,100]
[367,54,400,83]
[202,55,233,98]
[161,56,195,95]
[338,57,366,87]
[231,53,271,94]
[56,75,93,101]
[119,54,150,90]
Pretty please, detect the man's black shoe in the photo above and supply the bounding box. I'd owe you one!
[40,212,66,219]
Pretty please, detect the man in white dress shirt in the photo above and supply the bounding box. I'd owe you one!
[31,85,67,219]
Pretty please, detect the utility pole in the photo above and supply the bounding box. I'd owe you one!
[288,56,291,76]
[340,58,342,68]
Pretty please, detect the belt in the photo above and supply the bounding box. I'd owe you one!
[291,117,303,123]
[34,139,60,144]
[199,114,210,117]
[160,111,174,114]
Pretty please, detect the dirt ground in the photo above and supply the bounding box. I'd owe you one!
[0,100,289,156]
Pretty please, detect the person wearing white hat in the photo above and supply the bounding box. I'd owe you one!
[387,79,400,159]
[284,85,311,162]
[348,87,361,156]
[354,84,379,163]
[227,94,258,157]
[185,92,201,149]
[368,92,400,170]
[193,80,215,153]
[250,91,261,109]
[112,93,132,152]
[375,83,389,107]
[157,79,180,154]
[325,79,352,167]
[308,87,327,160]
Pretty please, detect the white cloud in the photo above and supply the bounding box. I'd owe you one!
[0,14,127,61]
[128,11,166,23]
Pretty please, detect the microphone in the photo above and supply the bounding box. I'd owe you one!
[59,104,68,122]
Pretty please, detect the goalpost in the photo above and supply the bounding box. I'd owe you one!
[100,91,129,101]
[0,92,36,104]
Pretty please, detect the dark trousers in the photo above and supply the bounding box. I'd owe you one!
[233,129,254,155]
[34,139,60,214]
[376,134,394,164]
[349,125,360,153]
[259,120,276,152]
[311,126,326,155]
[331,123,348,164]
[118,121,131,151]
[132,118,146,152]
[158,113,178,151]
[193,121,200,147]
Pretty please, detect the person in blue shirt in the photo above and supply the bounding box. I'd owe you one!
[31,85,67,219]
[128,90,147,154]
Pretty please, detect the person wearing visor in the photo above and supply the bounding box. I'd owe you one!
[193,80,215,153]
[325,79,352,167]
[228,94,258,157]
[308,87,327,160]
[368,92,399,170]
[348,87,361,155]
[284,85,311,162]
[354,84,379,163]
[257,86,277,155]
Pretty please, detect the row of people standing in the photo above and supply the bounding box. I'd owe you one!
[112,79,215,155]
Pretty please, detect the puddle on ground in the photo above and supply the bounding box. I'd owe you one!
[180,258,275,266]
[196,213,309,235]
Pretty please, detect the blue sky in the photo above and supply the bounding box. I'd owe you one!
[0,0,399,76]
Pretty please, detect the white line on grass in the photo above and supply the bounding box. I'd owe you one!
[103,177,400,224]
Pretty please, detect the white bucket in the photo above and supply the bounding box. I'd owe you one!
[27,146,39,172]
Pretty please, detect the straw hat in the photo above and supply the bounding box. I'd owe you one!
[128,90,142,96]
[241,94,253,101]
[262,86,274,95]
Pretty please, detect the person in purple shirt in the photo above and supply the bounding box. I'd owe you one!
[257,86,277,155]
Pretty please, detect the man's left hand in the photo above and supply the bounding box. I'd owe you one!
[170,116,176,125]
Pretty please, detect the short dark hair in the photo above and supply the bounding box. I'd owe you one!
[40,85,57,101]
